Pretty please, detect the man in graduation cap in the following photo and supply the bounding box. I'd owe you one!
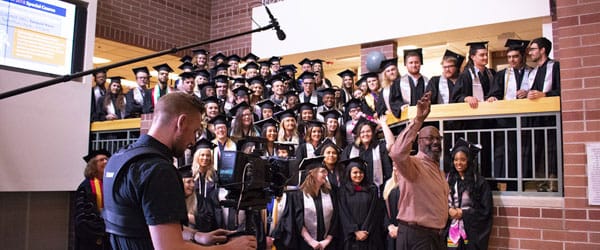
[91,70,108,121]
[488,39,532,101]
[427,50,465,104]
[452,41,496,108]
[299,58,313,73]
[316,87,338,122]
[298,72,322,106]
[282,89,299,111]
[152,63,175,107]
[337,69,356,104]
[527,37,561,99]
[398,48,429,106]
[268,74,288,106]
[179,72,197,96]
[193,49,209,70]
[256,99,279,120]
[243,62,260,79]
[209,115,237,171]
[269,56,282,74]
[125,66,154,118]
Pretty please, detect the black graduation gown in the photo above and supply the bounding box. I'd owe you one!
[375,78,405,118]
[426,76,456,104]
[487,68,528,100]
[272,190,340,250]
[443,176,494,250]
[529,60,561,97]
[384,187,400,250]
[125,88,154,118]
[340,141,392,193]
[295,142,318,160]
[451,67,496,103]
[338,183,384,250]
[94,95,125,121]
[194,175,219,232]
[74,179,111,250]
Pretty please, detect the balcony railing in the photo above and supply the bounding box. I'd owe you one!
[90,118,141,154]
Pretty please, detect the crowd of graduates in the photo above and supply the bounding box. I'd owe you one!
[81,36,560,249]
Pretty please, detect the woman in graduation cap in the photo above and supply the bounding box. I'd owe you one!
[361,72,381,114]
[444,139,493,250]
[247,76,265,108]
[296,120,325,159]
[337,157,384,250]
[75,150,111,250]
[315,138,343,189]
[272,156,339,250]
[255,118,280,157]
[320,109,346,150]
[341,117,392,196]
[191,139,221,233]
[276,109,301,146]
[94,76,126,121]
[229,102,260,142]
[376,58,406,118]
[178,165,197,229]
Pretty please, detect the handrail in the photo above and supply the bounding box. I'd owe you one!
[90,118,141,131]
[386,96,561,124]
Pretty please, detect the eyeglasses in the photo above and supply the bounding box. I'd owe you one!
[419,136,443,142]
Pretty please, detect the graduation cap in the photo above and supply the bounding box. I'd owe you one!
[228,54,241,62]
[208,114,228,125]
[108,76,124,83]
[345,98,363,110]
[192,48,209,55]
[298,58,312,66]
[242,52,259,62]
[132,66,150,75]
[92,69,107,76]
[213,75,230,83]
[284,89,299,97]
[256,99,276,110]
[298,71,316,80]
[360,71,379,79]
[258,60,272,68]
[443,50,466,68]
[200,82,216,90]
[179,72,195,79]
[337,69,356,78]
[177,164,193,178]
[274,109,297,120]
[450,137,482,155]
[298,156,325,171]
[180,55,193,63]
[339,157,368,172]
[254,117,280,130]
[229,101,250,116]
[274,141,297,152]
[202,96,220,104]
[403,48,424,65]
[320,109,342,121]
[315,138,342,156]
[379,58,398,71]
[352,117,377,135]
[466,41,489,53]
[280,64,297,74]
[311,59,324,65]
[178,62,195,71]
[195,69,210,78]
[83,149,111,163]
[269,56,282,63]
[296,102,316,112]
[505,39,530,53]
[305,119,325,128]
[269,74,290,85]
[211,52,227,62]
[195,138,217,150]
[213,63,230,72]
[231,77,247,86]
[153,63,174,73]
[355,75,367,86]
[317,87,336,96]
[247,76,264,86]
[243,62,260,71]
[232,86,251,98]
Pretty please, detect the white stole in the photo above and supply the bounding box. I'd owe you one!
[303,191,333,240]
[350,144,383,187]
[438,76,450,104]
[106,99,116,116]
[300,92,318,105]
[468,68,485,101]
[382,86,392,114]
[503,67,531,100]
[528,60,555,93]
[399,75,430,105]
[133,87,144,104]
[306,143,315,158]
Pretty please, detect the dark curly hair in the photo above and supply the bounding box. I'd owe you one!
[447,146,480,207]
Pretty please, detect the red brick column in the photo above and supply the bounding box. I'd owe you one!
[140,113,153,135]
[360,41,397,74]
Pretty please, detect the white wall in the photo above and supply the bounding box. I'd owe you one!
[251,0,550,57]
[0,0,98,191]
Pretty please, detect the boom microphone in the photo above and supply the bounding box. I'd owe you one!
[265,6,286,41]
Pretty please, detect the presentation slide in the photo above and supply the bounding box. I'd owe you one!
[0,0,76,75]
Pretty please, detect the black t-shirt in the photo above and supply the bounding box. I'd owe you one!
[109,135,187,249]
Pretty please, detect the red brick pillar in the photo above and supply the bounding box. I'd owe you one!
[360,41,397,74]
[140,113,153,135]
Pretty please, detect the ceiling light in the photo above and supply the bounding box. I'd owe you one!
[93,56,111,64]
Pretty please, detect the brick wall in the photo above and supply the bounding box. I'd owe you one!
[488,1,600,249]
[360,41,398,74]
[96,0,211,56]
